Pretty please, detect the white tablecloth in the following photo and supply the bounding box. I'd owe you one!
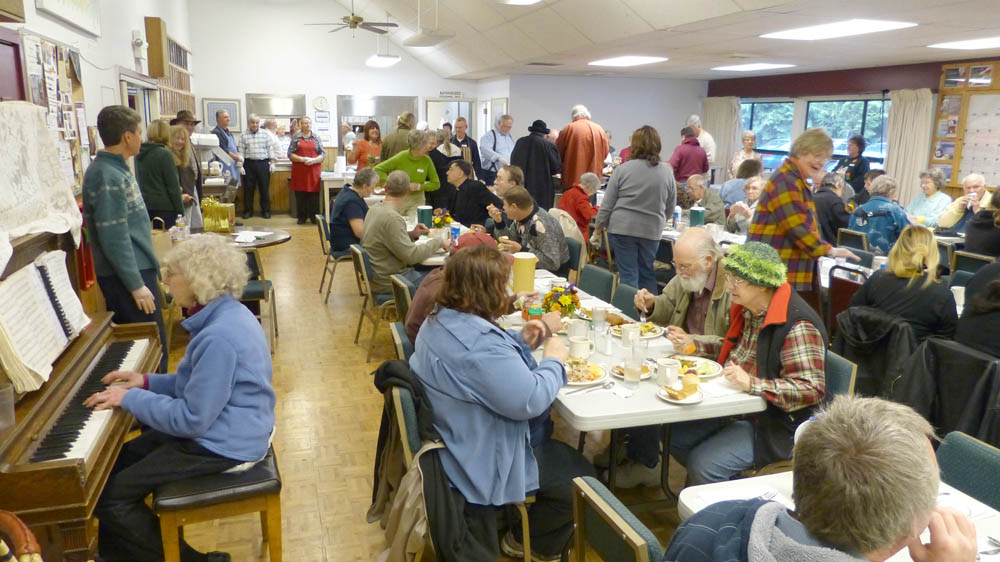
[678,472,1000,561]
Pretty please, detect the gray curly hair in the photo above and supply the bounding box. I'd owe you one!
[161,234,250,304]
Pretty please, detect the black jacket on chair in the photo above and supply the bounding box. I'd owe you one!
[813,186,850,244]
[832,306,917,397]
[889,338,1000,447]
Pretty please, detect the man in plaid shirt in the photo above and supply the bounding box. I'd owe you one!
[667,243,828,484]
[747,128,858,308]
[238,114,278,219]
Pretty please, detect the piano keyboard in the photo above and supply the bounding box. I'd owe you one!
[29,339,150,463]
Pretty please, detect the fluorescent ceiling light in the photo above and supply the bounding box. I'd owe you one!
[494,0,544,4]
[366,53,401,68]
[712,63,796,71]
[928,36,1000,50]
[402,29,455,47]
[588,55,668,67]
[761,19,916,40]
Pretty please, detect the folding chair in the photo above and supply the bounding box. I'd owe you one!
[389,322,413,362]
[241,248,278,353]
[572,476,663,562]
[566,237,586,283]
[611,283,639,321]
[578,265,615,303]
[316,214,353,304]
[390,274,416,321]
[837,228,869,251]
[350,245,396,362]
[952,250,996,275]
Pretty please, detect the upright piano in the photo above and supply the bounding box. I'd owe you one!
[0,233,161,561]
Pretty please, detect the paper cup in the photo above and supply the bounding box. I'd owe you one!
[569,337,595,360]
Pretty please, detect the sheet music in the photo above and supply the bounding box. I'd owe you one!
[35,250,90,336]
[0,265,68,386]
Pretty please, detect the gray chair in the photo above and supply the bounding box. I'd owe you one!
[350,245,396,362]
[566,237,585,283]
[390,274,416,321]
[937,431,1000,512]
[611,283,639,321]
[316,214,353,304]
[950,270,975,288]
[837,228,869,252]
[572,476,663,562]
[578,264,615,303]
[824,350,857,399]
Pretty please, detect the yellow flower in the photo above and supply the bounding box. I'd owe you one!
[559,295,572,306]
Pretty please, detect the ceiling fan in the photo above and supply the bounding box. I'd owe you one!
[306,0,398,35]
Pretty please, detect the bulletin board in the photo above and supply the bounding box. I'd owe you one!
[932,60,1000,196]
[19,31,87,195]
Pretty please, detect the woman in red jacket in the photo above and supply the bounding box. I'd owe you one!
[557,171,599,241]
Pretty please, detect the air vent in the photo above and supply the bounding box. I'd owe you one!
[526,62,562,66]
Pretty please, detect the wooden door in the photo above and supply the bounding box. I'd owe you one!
[0,27,25,101]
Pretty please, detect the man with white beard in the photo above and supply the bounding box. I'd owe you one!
[602,227,733,487]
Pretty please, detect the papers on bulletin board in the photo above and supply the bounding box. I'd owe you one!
[959,93,1000,186]
[314,110,331,145]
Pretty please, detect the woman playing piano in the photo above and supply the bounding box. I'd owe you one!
[84,234,275,562]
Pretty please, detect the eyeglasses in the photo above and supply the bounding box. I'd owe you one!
[672,261,698,273]
[725,276,747,288]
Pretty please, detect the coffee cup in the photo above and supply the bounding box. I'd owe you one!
[568,336,595,360]
[568,319,589,339]
[656,357,680,387]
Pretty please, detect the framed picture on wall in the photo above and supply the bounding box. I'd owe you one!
[202,98,242,133]
[36,0,101,37]
[933,140,956,161]
[944,66,967,89]
[970,65,993,88]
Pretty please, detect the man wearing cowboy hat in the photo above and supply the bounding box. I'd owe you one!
[169,109,203,202]
[511,119,562,210]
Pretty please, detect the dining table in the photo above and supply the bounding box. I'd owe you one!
[505,269,767,497]
[678,471,1000,561]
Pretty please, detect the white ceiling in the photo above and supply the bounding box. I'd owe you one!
[307,0,1000,81]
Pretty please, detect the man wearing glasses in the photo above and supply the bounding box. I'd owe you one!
[599,227,733,487]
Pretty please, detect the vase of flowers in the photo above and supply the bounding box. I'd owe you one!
[542,284,581,317]
[432,209,454,229]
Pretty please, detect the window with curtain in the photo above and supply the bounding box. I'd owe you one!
[740,101,794,172]
[805,99,891,169]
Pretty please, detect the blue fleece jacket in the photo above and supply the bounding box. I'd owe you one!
[120,294,275,461]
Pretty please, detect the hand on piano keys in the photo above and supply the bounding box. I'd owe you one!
[83,385,128,411]
[101,370,144,389]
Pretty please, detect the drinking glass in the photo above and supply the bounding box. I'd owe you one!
[591,306,608,326]
[622,340,647,391]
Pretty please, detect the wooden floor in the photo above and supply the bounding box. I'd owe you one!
[169,215,687,561]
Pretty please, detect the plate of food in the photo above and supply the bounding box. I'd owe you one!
[674,355,723,379]
[656,373,703,404]
[610,363,652,380]
[609,322,665,339]
[564,358,608,385]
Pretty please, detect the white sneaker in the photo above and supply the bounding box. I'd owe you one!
[611,460,661,488]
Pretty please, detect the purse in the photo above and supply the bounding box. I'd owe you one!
[150,217,173,263]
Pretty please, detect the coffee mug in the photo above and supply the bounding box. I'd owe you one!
[656,357,680,387]
[568,319,589,339]
[689,206,705,227]
[568,336,595,359]
[417,205,433,227]
[620,324,641,348]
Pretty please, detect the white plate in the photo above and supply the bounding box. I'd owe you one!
[673,354,723,379]
[564,365,609,386]
[609,323,665,339]
[656,387,704,405]
[610,364,653,380]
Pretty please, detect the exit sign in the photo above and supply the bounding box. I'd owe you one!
[438,91,463,99]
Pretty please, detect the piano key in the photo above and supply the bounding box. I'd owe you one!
[30,339,151,464]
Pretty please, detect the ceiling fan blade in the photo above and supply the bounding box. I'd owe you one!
[364,22,399,28]
[305,23,345,25]
[327,25,349,33]
[360,23,389,34]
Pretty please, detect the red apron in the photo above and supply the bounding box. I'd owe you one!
[290,136,322,193]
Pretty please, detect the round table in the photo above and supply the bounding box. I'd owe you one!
[233,228,292,249]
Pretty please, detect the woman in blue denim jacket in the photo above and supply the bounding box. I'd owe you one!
[848,175,910,255]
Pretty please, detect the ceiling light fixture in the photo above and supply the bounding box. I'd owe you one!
[712,63,796,71]
[494,0,544,5]
[588,55,668,67]
[402,0,455,47]
[366,53,401,67]
[761,19,916,41]
[928,36,1000,50]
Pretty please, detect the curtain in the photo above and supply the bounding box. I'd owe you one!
[885,89,934,205]
[701,96,742,182]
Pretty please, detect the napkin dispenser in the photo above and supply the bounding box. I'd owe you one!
[512,252,538,294]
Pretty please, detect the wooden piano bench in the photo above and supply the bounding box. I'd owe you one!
[152,446,282,562]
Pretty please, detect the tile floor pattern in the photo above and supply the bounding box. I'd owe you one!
[167,216,688,561]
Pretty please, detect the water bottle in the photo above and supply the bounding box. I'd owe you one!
[672,206,681,229]
[175,214,188,240]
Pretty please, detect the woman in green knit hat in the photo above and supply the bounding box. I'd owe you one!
[667,241,828,484]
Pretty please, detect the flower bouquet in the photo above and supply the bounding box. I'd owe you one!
[432,209,454,229]
[542,284,581,317]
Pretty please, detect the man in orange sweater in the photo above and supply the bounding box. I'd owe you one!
[556,104,609,188]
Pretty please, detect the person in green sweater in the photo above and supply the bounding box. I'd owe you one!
[373,128,440,216]
[135,119,184,228]
[82,105,167,372]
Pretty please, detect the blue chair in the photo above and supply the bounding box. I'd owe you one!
[952,250,996,275]
[572,476,663,562]
[578,265,615,303]
[837,228,869,251]
[389,322,414,362]
[241,248,277,353]
[950,270,974,288]
[317,214,354,304]
[654,239,675,290]
[938,240,954,275]
[937,432,1000,512]
[350,245,395,362]
[566,237,585,283]
[611,283,639,321]
[390,275,416,324]
[825,350,857,399]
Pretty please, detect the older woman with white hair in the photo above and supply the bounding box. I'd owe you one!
[86,233,275,562]
[374,128,441,215]
[557,171,600,241]
[726,130,761,180]
[906,168,953,228]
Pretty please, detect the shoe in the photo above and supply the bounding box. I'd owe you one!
[593,443,628,469]
[205,552,232,562]
[297,218,307,224]
[500,531,561,562]
[610,459,661,489]
[242,211,252,219]
[262,211,271,219]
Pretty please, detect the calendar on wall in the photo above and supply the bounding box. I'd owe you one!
[958,93,1000,186]
[932,61,1000,195]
